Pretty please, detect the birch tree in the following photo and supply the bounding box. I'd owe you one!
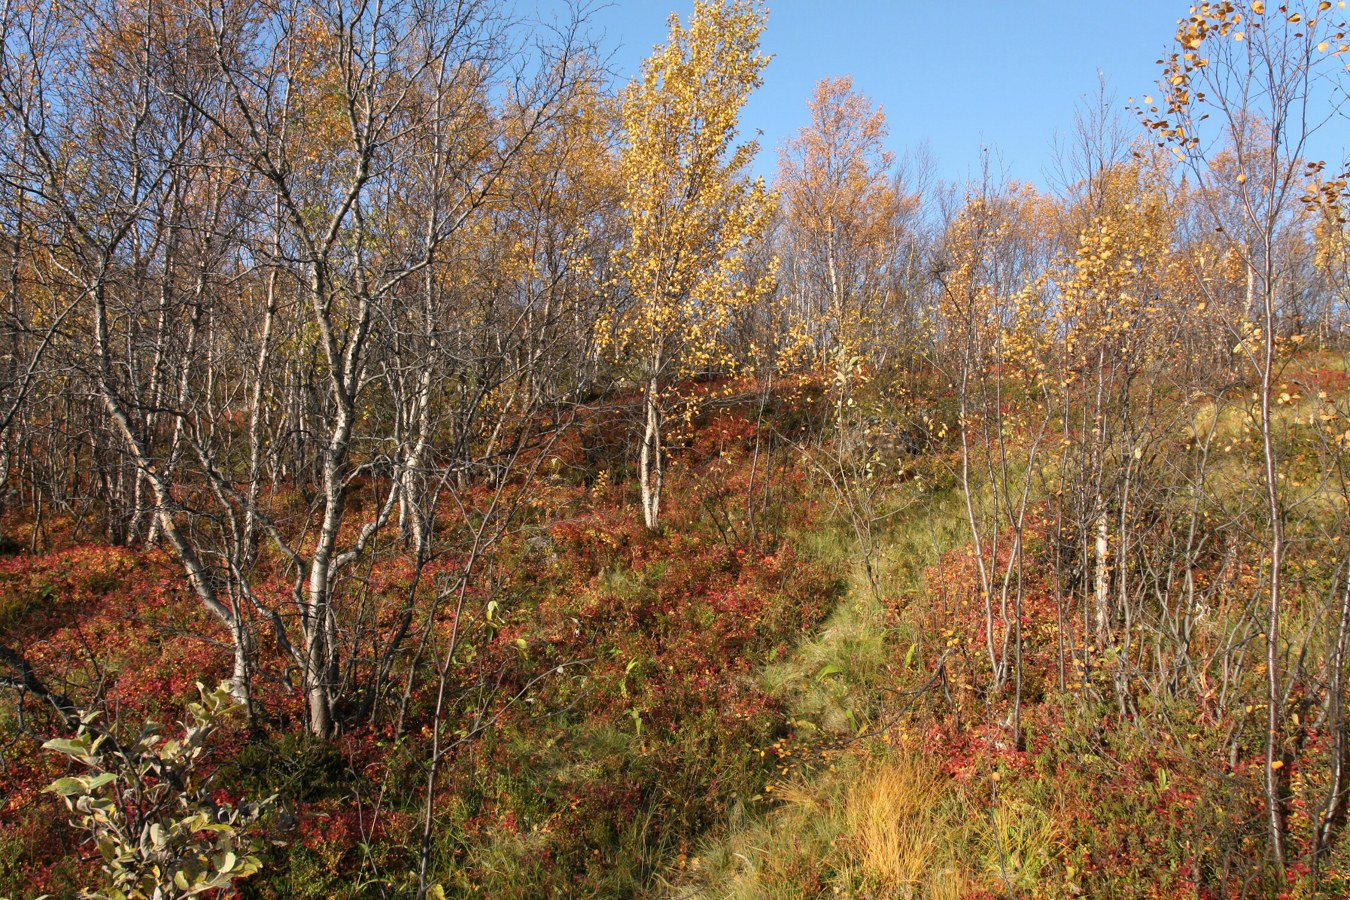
[1140,0,1350,866]
[611,0,775,530]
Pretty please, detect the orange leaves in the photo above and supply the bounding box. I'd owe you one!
[778,76,895,239]
[1051,161,1180,379]
[776,76,902,364]
[1149,0,1350,166]
[933,184,1059,393]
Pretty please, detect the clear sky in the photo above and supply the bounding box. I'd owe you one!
[569,0,1211,188]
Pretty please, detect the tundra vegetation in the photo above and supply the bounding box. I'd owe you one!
[1,0,1350,896]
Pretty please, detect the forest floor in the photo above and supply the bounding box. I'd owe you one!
[3,371,1350,898]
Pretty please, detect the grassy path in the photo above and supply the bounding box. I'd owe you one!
[673,479,974,897]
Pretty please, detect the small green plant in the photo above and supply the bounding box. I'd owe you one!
[44,681,269,899]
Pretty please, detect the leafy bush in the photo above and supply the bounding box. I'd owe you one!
[44,682,271,899]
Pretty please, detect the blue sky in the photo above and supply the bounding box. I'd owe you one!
[570,0,1202,188]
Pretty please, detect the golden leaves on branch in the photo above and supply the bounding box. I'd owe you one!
[612,0,776,380]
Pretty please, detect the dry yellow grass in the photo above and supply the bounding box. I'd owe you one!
[841,754,977,898]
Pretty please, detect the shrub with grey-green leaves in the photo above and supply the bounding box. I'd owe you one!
[44,682,271,899]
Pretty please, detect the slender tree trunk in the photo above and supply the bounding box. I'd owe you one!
[1094,510,1110,646]
[91,281,249,706]
[639,375,663,531]
[1259,250,1286,870]
[1316,562,1350,867]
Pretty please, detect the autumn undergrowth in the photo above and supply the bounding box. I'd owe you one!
[676,357,1350,899]
[678,469,979,897]
[0,395,846,899]
[7,363,1350,898]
